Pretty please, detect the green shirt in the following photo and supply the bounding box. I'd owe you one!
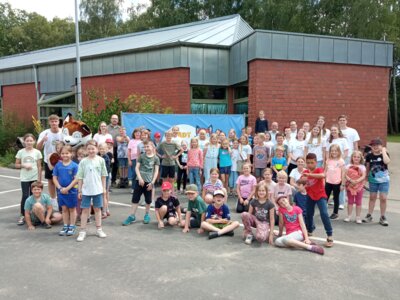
[15,148,42,182]
[187,195,207,218]
[77,156,108,195]
[138,153,160,183]
[24,193,52,212]
[157,141,181,166]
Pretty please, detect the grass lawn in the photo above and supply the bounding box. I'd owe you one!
[388,134,400,143]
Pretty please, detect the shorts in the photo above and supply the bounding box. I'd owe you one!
[118,158,128,168]
[275,230,304,247]
[58,193,78,208]
[44,163,53,180]
[369,181,390,194]
[212,222,231,229]
[132,181,152,204]
[30,209,50,225]
[81,194,103,208]
[254,168,265,178]
[161,165,175,178]
[189,215,201,228]
[164,211,177,219]
[219,166,231,174]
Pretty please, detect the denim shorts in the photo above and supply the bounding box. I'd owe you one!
[81,194,103,208]
[118,158,128,167]
[369,181,390,194]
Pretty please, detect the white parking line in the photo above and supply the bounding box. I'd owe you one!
[108,201,400,255]
[0,204,20,210]
[0,189,21,195]
[0,175,20,180]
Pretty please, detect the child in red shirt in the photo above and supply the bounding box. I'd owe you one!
[302,153,333,247]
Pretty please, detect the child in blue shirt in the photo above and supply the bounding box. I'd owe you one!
[271,146,287,181]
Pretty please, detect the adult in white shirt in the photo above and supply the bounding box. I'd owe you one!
[93,121,113,145]
[37,114,63,201]
[316,116,330,141]
[289,120,298,140]
[338,115,360,162]
[303,122,311,140]
[287,129,307,176]
[269,122,279,145]
[305,125,326,167]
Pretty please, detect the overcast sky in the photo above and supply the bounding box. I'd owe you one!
[4,0,150,20]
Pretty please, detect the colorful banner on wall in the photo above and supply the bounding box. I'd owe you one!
[121,113,245,143]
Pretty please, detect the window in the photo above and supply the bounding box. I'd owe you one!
[191,86,227,114]
[38,92,76,127]
[233,86,248,125]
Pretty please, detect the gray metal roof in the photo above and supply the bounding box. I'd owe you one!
[0,14,253,71]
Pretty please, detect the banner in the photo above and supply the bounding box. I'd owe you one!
[121,113,245,143]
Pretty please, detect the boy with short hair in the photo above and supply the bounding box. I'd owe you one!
[363,138,391,226]
[201,190,240,239]
[24,181,62,230]
[253,133,270,181]
[302,153,333,247]
[271,146,287,181]
[122,141,160,225]
[157,131,182,194]
[155,182,184,229]
[182,184,207,234]
[293,179,308,224]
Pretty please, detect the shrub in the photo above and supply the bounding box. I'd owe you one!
[0,113,33,156]
[79,89,173,133]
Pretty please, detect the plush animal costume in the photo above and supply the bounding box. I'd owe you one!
[62,113,92,148]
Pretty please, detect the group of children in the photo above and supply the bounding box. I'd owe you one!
[15,112,391,253]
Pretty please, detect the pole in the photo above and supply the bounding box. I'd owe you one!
[75,0,83,116]
[393,65,398,133]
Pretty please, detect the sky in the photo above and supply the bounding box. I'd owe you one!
[4,0,150,20]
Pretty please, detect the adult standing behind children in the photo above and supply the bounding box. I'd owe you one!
[255,110,269,134]
[37,114,63,209]
[338,115,360,161]
[93,122,113,145]
[107,114,121,187]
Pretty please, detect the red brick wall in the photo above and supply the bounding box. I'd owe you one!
[2,83,38,123]
[248,60,390,146]
[82,68,191,114]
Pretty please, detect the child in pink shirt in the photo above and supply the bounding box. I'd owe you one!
[236,163,257,213]
[127,128,142,193]
[187,138,203,193]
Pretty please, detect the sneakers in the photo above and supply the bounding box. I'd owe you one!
[245,234,253,245]
[379,215,389,226]
[362,214,373,223]
[208,232,219,239]
[339,205,344,210]
[224,231,234,237]
[77,231,87,242]
[143,213,151,224]
[325,238,334,248]
[343,217,350,222]
[41,222,52,229]
[96,228,107,238]
[17,216,25,226]
[356,218,362,224]
[329,213,339,220]
[310,245,325,255]
[66,225,76,236]
[122,215,136,226]
[59,225,68,236]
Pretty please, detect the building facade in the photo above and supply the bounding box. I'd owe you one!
[0,15,393,144]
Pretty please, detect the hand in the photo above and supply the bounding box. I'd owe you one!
[61,188,68,195]
[146,183,153,191]
[304,238,311,244]
[78,192,82,200]
[197,228,204,234]
[128,161,132,167]
[382,146,387,153]
[239,198,244,204]
[244,200,249,206]
[139,179,145,187]
[158,221,164,229]
[220,219,229,224]
[42,133,48,143]
[45,218,51,225]
[340,185,345,191]
[28,225,35,230]
[182,227,189,233]
[24,163,33,170]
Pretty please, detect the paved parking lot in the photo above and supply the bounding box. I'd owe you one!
[1,167,399,300]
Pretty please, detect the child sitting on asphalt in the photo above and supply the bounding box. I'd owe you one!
[275,195,324,255]
[201,190,240,239]
[155,181,184,229]
[24,181,62,230]
[182,184,207,234]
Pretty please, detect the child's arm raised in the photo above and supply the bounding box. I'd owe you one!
[382,146,390,164]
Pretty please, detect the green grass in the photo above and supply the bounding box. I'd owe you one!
[387,134,400,143]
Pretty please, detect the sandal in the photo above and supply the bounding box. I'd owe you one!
[325,238,334,248]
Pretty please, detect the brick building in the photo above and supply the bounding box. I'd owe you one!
[0,15,393,144]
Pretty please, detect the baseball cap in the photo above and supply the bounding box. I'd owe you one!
[161,181,173,191]
[369,138,383,146]
[213,190,225,197]
[154,132,161,138]
[185,184,198,194]
[105,138,114,144]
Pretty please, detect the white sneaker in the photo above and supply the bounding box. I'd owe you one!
[77,231,87,242]
[356,218,362,224]
[245,234,253,245]
[343,217,350,222]
[339,205,344,210]
[96,228,107,238]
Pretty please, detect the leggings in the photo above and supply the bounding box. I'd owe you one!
[20,181,35,215]
[325,182,341,214]
[177,166,187,191]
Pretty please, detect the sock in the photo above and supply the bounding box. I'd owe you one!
[306,245,313,251]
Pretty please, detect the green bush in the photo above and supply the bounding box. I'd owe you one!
[0,113,33,156]
[79,89,173,133]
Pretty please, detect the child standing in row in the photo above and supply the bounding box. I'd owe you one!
[218,138,232,192]
[187,138,203,193]
[123,141,160,225]
[203,133,219,182]
[53,145,78,236]
[275,196,324,255]
[228,139,240,195]
[345,151,366,223]
[176,141,188,194]
[15,133,43,226]
[127,128,142,193]
[241,182,275,245]
[76,140,108,242]
[116,127,130,188]
[253,133,270,182]
[236,163,257,213]
[325,144,345,220]
[98,143,111,218]
[271,146,287,181]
